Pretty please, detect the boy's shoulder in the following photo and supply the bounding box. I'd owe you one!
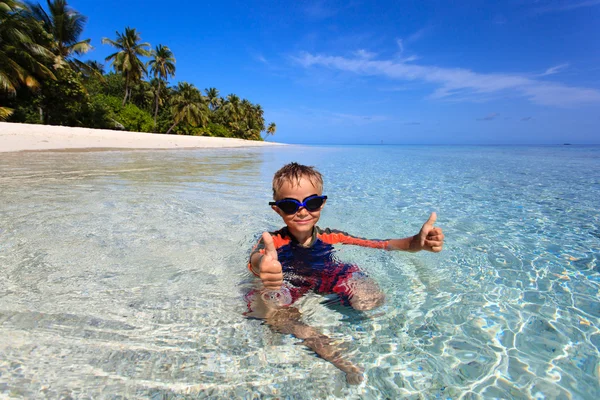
[316,227,390,248]
[265,226,339,247]
[262,226,294,248]
[315,226,344,235]
[314,226,354,242]
[270,226,346,238]
[268,226,291,238]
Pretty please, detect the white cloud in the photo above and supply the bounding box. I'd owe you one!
[396,39,404,54]
[292,52,600,107]
[255,55,269,65]
[395,27,428,61]
[406,27,429,43]
[273,107,389,126]
[399,55,419,63]
[326,110,389,124]
[540,63,569,76]
[353,49,377,59]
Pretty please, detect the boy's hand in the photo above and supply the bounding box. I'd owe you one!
[411,212,444,252]
[260,232,284,290]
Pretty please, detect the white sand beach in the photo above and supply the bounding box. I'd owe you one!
[0,122,283,152]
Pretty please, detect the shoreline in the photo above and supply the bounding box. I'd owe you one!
[0,122,284,153]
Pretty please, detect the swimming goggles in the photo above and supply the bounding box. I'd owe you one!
[269,195,327,215]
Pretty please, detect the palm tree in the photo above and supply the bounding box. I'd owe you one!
[251,103,265,132]
[205,87,220,111]
[128,78,153,109]
[84,60,104,75]
[238,99,256,139]
[148,44,175,128]
[166,82,209,134]
[29,0,92,71]
[0,0,55,119]
[149,77,166,128]
[266,122,276,137]
[222,93,242,129]
[102,27,150,106]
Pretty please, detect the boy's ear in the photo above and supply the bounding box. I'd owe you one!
[271,205,283,216]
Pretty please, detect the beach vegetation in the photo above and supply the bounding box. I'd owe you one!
[118,102,154,132]
[205,87,221,111]
[36,65,86,125]
[0,0,56,119]
[28,0,93,72]
[148,44,175,128]
[102,27,151,106]
[1,0,276,139]
[166,82,209,134]
[207,122,231,138]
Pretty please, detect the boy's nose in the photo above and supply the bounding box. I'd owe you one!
[296,206,309,216]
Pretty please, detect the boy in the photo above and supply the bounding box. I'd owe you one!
[247,162,444,384]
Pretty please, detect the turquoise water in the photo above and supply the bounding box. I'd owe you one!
[0,145,598,399]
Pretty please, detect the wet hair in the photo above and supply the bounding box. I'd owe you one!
[272,162,324,199]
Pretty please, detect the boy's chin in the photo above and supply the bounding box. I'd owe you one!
[289,222,316,233]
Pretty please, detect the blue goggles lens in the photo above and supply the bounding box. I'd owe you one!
[269,195,327,215]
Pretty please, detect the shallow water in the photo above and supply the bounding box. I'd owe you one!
[0,145,598,399]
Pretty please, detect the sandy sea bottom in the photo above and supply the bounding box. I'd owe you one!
[0,145,598,399]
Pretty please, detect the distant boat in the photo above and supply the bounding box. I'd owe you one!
[563,143,572,145]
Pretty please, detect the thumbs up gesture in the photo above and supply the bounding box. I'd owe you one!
[415,212,444,252]
[259,232,284,290]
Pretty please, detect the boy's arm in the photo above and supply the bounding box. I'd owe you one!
[388,212,443,252]
[386,236,420,252]
[320,212,444,253]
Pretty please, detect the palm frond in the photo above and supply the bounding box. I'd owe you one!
[0,106,14,121]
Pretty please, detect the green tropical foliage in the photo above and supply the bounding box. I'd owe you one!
[205,87,220,111]
[148,44,175,128]
[0,0,55,119]
[166,82,208,134]
[29,0,92,71]
[1,0,276,139]
[102,27,150,106]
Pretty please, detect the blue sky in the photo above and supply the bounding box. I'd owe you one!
[74,0,600,144]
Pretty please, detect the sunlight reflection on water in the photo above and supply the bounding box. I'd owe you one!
[0,145,598,399]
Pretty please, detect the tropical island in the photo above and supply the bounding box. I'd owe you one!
[0,0,277,141]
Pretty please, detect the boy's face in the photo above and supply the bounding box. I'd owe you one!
[272,175,325,238]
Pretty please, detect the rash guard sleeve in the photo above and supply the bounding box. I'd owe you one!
[316,227,390,249]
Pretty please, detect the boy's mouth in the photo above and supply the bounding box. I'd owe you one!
[294,218,313,225]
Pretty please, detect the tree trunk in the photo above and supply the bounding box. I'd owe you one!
[122,74,129,106]
[153,93,159,129]
[166,121,178,135]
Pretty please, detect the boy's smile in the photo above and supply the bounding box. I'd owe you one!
[272,176,326,246]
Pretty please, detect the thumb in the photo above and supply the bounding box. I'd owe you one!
[262,232,278,261]
[420,212,437,247]
[425,212,437,227]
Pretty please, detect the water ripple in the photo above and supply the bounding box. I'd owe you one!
[1,146,599,398]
